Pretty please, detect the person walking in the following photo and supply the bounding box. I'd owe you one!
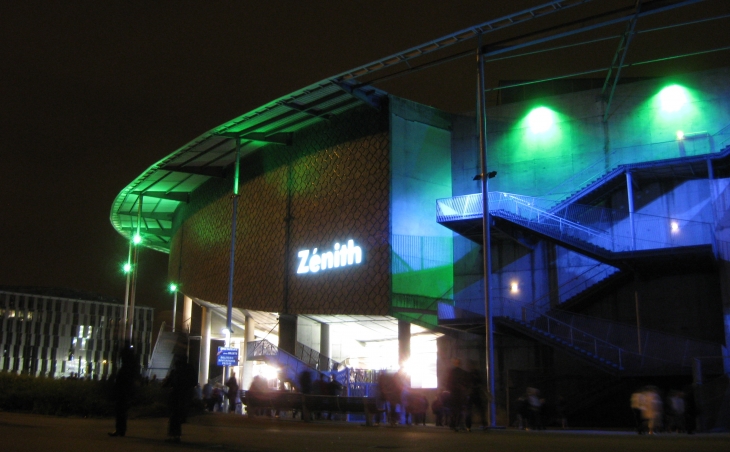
[164,358,197,442]
[108,341,138,438]
[446,359,469,432]
[225,371,239,413]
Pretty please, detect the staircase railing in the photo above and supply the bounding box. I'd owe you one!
[444,296,719,374]
[295,341,339,372]
[547,310,722,368]
[507,306,699,375]
[247,339,316,384]
[437,191,714,255]
[542,123,730,203]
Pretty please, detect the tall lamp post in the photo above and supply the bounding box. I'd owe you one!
[477,39,497,428]
[127,195,143,344]
[121,242,133,342]
[169,283,178,333]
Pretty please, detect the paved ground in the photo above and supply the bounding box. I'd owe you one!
[2,411,729,452]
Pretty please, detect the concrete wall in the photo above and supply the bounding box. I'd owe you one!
[390,97,454,302]
[452,67,730,199]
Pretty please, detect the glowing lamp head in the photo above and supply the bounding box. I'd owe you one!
[169,283,178,292]
[671,221,679,232]
[510,281,519,293]
[527,107,554,133]
[659,85,687,112]
[132,233,142,245]
[122,262,132,274]
[676,130,685,140]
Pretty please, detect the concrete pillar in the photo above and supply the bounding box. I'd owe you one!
[198,305,211,386]
[182,295,193,333]
[278,314,297,356]
[319,322,331,371]
[243,315,256,391]
[398,319,411,368]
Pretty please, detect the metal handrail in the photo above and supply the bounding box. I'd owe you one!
[437,191,714,254]
[542,123,730,203]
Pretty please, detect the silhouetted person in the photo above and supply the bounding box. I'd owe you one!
[225,371,239,413]
[164,358,196,442]
[109,341,138,437]
[298,370,313,395]
[526,387,544,430]
[683,385,698,434]
[446,359,469,431]
[465,362,487,431]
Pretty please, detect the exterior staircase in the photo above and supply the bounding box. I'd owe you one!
[246,339,347,387]
[145,322,188,378]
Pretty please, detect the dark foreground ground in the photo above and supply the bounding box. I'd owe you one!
[2,411,728,452]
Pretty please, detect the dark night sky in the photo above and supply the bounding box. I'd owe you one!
[1,1,728,315]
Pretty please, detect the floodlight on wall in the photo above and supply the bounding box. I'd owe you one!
[527,106,555,133]
[659,85,688,112]
[671,221,680,233]
[510,281,519,294]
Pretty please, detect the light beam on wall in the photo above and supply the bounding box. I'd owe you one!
[659,85,688,112]
[527,107,555,133]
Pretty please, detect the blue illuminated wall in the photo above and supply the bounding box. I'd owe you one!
[448,67,730,345]
[389,97,454,324]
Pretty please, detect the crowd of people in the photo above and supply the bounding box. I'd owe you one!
[105,346,706,440]
[631,386,697,435]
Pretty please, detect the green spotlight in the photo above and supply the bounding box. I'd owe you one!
[169,283,178,292]
[527,107,554,133]
[133,233,142,245]
[659,85,687,112]
[123,262,132,273]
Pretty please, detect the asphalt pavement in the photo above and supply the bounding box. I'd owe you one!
[1,411,728,452]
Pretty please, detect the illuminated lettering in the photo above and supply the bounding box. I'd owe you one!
[297,240,363,274]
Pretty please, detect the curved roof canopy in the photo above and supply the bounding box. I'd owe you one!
[110,78,387,253]
[111,0,722,253]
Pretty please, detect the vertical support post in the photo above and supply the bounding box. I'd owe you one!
[172,290,178,333]
[243,315,256,392]
[128,195,143,343]
[225,137,242,387]
[626,171,636,251]
[634,273,642,355]
[198,305,211,388]
[123,241,132,340]
[477,40,496,428]
[320,322,331,371]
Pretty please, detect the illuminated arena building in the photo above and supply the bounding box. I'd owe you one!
[111,2,730,427]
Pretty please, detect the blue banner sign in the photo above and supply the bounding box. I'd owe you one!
[217,346,239,367]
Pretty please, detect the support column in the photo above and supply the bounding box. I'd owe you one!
[199,305,212,386]
[477,37,497,428]
[398,319,411,369]
[243,315,256,391]
[626,170,636,250]
[278,314,297,356]
[319,323,331,371]
[182,296,193,333]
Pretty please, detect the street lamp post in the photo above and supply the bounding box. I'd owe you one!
[477,39,497,428]
[169,283,178,333]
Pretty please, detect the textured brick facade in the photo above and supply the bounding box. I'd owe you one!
[169,106,391,315]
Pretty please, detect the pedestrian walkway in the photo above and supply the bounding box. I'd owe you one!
[1,411,727,452]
